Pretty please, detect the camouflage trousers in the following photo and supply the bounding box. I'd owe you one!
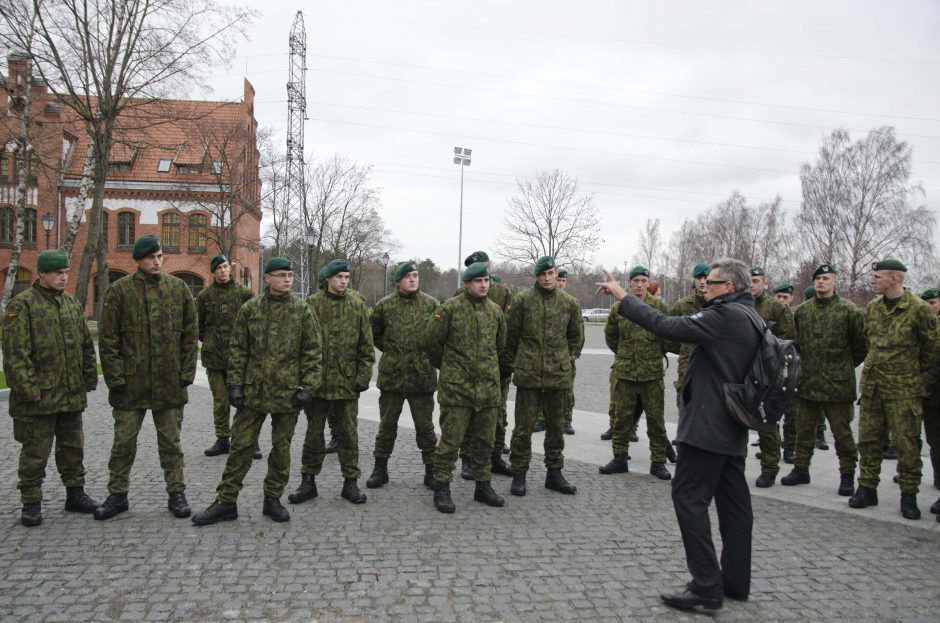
[923,390,940,487]
[793,399,857,474]
[217,408,299,502]
[107,408,185,494]
[433,406,497,484]
[510,388,567,474]
[462,376,511,461]
[858,391,923,494]
[13,411,86,504]
[535,363,576,426]
[757,427,781,476]
[373,391,437,463]
[610,378,667,463]
[301,399,361,480]
[206,367,232,438]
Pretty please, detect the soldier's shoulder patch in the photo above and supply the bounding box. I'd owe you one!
[506,304,512,313]
[5,311,17,320]
[433,313,442,321]
[929,316,937,330]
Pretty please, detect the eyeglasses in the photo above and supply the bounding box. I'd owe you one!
[705,279,729,286]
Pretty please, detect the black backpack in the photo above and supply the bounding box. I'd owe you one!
[722,304,801,432]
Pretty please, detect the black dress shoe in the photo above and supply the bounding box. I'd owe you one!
[723,589,749,602]
[253,443,262,460]
[600,428,613,441]
[563,423,575,435]
[205,437,230,457]
[263,497,290,522]
[94,493,129,520]
[168,492,191,518]
[661,589,722,611]
[192,501,238,526]
[325,437,340,454]
[21,502,41,527]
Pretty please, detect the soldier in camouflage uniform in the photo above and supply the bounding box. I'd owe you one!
[921,289,940,521]
[289,259,375,505]
[600,265,676,480]
[196,253,255,458]
[749,267,797,488]
[849,259,940,520]
[365,261,439,489]
[3,250,99,526]
[192,258,321,525]
[781,264,866,495]
[772,282,794,306]
[94,235,198,520]
[506,256,584,497]
[426,262,507,512]
[534,267,577,436]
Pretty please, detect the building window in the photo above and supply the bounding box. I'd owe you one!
[176,164,201,175]
[157,159,171,172]
[0,207,13,242]
[0,155,8,180]
[188,214,207,251]
[173,272,204,297]
[162,213,181,250]
[28,152,38,183]
[211,160,223,175]
[100,211,108,248]
[117,212,135,247]
[108,162,130,172]
[24,207,35,243]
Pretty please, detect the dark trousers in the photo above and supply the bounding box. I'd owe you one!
[671,444,752,600]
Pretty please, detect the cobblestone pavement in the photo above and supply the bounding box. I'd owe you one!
[1,375,938,622]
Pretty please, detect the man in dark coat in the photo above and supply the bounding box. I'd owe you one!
[596,258,758,612]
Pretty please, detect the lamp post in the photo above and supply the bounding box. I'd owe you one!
[453,146,471,288]
[382,251,390,297]
[305,226,316,296]
[40,212,53,249]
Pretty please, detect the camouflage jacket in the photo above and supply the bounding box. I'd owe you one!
[670,290,706,386]
[452,281,513,312]
[2,282,97,416]
[605,294,676,382]
[371,289,438,394]
[754,292,796,340]
[307,289,375,400]
[425,290,506,408]
[505,285,583,390]
[99,271,198,410]
[860,291,940,399]
[196,278,254,370]
[794,293,867,402]
[228,291,322,413]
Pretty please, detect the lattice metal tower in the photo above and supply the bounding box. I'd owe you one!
[286,11,308,290]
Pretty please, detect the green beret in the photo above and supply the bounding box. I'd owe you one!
[692,262,711,278]
[393,261,418,282]
[462,262,489,282]
[317,266,328,289]
[533,256,555,276]
[491,274,502,284]
[628,265,650,280]
[37,250,68,273]
[871,258,907,272]
[464,251,489,267]
[812,263,837,278]
[210,253,228,273]
[132,235,161,260]
[264,257,291,274]
[750,266,765,277]
[557,268,568,278]
[920,288,940,301]
[323,258,350,278]
[804,286,816,300]
[772,283,794,294]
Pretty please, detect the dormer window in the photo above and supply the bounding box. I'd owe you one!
[157,159,171,172]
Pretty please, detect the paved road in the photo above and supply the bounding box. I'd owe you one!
[0,358,937,621]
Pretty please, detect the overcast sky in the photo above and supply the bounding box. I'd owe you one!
[208,1,940,273]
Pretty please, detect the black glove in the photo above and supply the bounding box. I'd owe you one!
[292,388,312,407]
[354,383,370,393]
[499,364,513,379]
[228,385,245,409]
[111,384,127,395]
[179,379,192,389]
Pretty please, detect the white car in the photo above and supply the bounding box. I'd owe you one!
[581,308,609,322]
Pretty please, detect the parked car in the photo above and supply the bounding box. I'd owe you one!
[582,308,609,322]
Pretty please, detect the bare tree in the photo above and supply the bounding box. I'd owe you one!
[633,217,663,270]
[496,169,601,267]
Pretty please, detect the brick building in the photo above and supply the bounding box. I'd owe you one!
[0,54,261,314]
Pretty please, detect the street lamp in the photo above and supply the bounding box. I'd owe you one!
[382,251,390,297]
[305,226,316,296]
[453,146,471,288]
[40,212,53,249]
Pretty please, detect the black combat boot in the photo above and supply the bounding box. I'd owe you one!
[253,443,262,460]
[64,486,99,513]
[423,464,434,489]
[600,427,613,441]
[325,437,340,454]
[629,431,639,443]
[533,420,545,433]
[433,481,455,513]
[848,485,878,509]
[341,478,367,504]
[192,501,238,526]
[491,456,512,477]
[510,473,527,496]
[545,469,577,494]
[782,448,795,464]
[204,437,230,457]
[287,474,318,504]
[474,481,505,507]
[94,493,129,520]
[460,457,474,481]
[564,423,575,435]
[598,454,629,474]
[168,492,191,518]
[263,496,290,522]
[650,462,672,481]
[781,467,810,486]
[900,492,921,520]
[21,502,41,527]
[838,473,855,497]
[366,457,389,489]
[930,497,940,514]
[665,442,677,464]
[815,430,829,451]
[755,472,776,488]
